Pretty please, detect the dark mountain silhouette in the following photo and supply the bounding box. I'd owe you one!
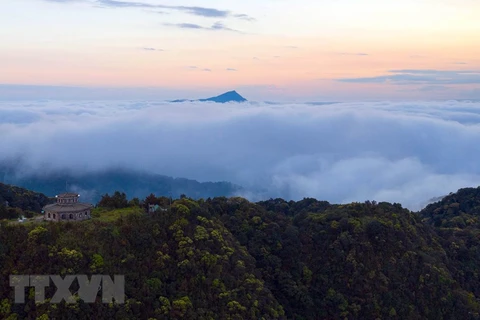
[0,166,242,204]
[171,90,247,103]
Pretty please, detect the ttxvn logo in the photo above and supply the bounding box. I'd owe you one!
[9,275,125,304]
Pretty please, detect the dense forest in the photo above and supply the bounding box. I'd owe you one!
[0,182,52,220]
[2,183,480,319]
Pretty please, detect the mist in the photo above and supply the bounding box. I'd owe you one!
[1,99,480,210]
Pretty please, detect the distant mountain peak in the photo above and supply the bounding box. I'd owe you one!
[224,90,242,96]
[171,90,247,103]
[200,90,247,103]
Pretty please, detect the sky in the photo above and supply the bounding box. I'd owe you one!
[1,0,480,101]
[1,100,480,210]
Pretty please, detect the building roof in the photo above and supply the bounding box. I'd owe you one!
[43,202,93,213]
[57,193,80,198]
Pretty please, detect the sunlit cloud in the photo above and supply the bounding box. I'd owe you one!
[339,69,480,85]
[42,0,254,20]
[336,52,369,56]
[163,21,242,33]
[141,47,163,51]
[418,85,450,92]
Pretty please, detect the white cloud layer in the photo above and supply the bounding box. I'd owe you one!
[1,99,480,210]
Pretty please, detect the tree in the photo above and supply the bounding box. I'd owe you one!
[128,198,140,207]
[98,192,128,209]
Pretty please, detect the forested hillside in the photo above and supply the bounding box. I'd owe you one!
[0,182,51,220]
[421,186,480,229]
[214,198,478,319]
[0,198,284,320]
[1,187,480,319]
[420,186,480,301]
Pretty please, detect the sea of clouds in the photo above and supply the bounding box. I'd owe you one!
[1,99,480,210]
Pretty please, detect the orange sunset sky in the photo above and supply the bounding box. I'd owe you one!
[1,0,480,101]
